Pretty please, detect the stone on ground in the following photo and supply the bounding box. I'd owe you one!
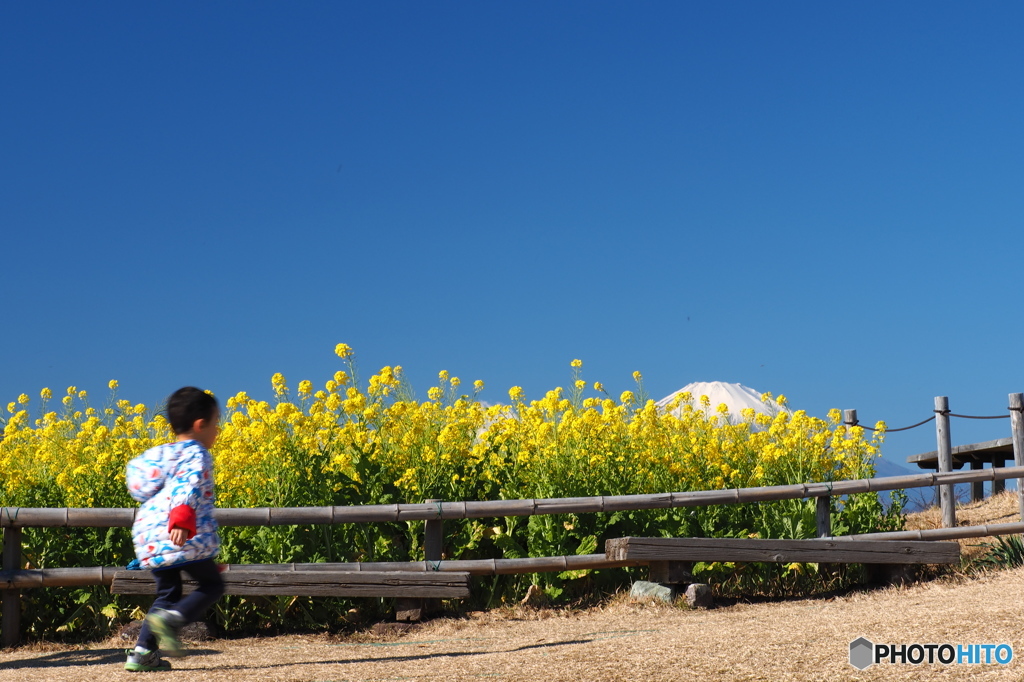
[630,580,676,603]
[684,583,713,608]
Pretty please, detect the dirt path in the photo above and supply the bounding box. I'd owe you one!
[4,565,1024,682]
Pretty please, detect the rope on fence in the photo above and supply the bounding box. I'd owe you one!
[855,416,935,433]
[853,410,1012,432]
[949,413,1010,420]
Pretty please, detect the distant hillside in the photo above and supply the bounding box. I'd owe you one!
[874,457,1007,514]
[873,457,932,512]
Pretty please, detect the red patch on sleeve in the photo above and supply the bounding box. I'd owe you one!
[168,505,197,539]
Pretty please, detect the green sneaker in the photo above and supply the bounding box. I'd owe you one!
[124,648,172,672]
[145,609,186,657]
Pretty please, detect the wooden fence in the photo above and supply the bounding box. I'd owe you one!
[5,462,1024,647]
[4,392,1024,647]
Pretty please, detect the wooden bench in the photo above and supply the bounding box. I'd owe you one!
[110,569,471,599]
[607,536,960,588]
[605,537,961,565]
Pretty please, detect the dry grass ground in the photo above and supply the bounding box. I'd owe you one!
[3,492,1024,682]
[905,488,1022,562]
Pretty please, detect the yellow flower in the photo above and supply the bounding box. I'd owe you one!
[40,387,52,401]
[570,359,582,368]
[108,380,118,391]
[632,371,642,382]
[334,343,354,359]
[450,377,461,388]
[67,386,77,396]
[0,340,887,568]
[438,370,450,382]
[17,393,29,405]
[776,394,788,407]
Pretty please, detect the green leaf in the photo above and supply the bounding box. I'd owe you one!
[557,569,591,580]
[543,584,564,600]
[575,534,598,556]
[493,533,526,559]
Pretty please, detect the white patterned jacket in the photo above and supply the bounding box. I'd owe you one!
[126,440,220,569]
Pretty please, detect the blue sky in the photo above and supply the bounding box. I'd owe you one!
[3,3,1023,470]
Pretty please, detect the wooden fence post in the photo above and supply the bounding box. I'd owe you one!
[1010,393,1024,522]
[396,499,444,622]
[816,496,831,538]
[935,396,955,528]
[828,408,862,539]
[842,409,858,429]
[424,500,444,565]
[2,526,22,648]
[969,461,985,502]
[993,456,1007,495]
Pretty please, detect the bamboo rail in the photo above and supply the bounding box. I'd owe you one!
[12,512,1024,591]
[0,555,642,589]
[4,465,1024,529]
[841,521,1024,542]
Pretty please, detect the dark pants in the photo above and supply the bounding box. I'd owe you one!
[136,558,225,652]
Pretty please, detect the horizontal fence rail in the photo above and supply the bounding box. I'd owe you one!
[4,465,1024,529]
[10,515,1024,591]
[842,521,1024,542]
[0,555,644,589]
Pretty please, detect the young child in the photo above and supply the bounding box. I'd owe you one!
[124,386,225,672]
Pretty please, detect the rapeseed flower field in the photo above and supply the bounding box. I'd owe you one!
[0,345,904,638]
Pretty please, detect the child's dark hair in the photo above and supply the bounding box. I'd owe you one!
[166,387,219,435]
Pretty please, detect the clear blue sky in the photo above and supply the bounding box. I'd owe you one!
[3,2,1023,470]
